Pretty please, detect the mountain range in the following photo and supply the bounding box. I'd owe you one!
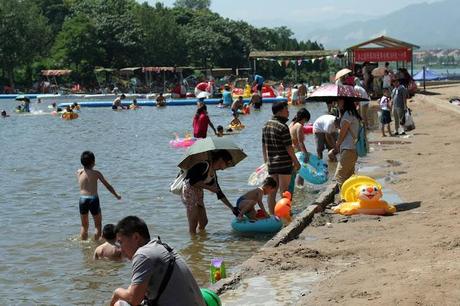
[299,0,460,49]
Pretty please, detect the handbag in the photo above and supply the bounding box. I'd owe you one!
[403,108,415,131]
[169,170,187,195]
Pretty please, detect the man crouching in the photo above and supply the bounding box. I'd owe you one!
[110,216,205,306]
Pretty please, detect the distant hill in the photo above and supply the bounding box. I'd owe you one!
[304,0,460,49]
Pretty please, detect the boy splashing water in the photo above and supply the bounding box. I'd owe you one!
[77,151,121,240]
[236,177,277,220]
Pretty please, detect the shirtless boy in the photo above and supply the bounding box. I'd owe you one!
[94,224,122,261]
[77,151,121,240]
[236,177,277,220]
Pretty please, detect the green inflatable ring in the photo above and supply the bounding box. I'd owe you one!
[200,288,222,306]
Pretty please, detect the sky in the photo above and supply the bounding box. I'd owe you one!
[146,0,440,35]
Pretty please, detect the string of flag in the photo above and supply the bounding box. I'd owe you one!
[256,52,348,67]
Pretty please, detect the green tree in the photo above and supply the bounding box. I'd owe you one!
[52,15,104,69]
[174,0,210,10]
[0,0,51,87]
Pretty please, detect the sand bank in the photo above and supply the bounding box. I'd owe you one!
[219,84,460,305]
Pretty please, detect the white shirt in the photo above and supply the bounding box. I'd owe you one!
[291,88,298,100]
[383,75,392,88]
[354,84,369,106]
[313,115,337,134]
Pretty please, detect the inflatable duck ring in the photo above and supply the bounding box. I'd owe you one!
[333,175,396,216]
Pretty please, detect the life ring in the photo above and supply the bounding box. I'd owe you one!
[169,137,197,148]
[296,152,328,185]
[228,124,245,130]
[231,216,282,233]
[303,123,313,135]
[61,112,79,120]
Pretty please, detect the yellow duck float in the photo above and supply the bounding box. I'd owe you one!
[333,175,396,216]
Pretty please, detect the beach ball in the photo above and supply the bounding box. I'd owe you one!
[200,288,222,306]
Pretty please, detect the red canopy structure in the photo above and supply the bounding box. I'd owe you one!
[41,69,72,77]
[347,36,419,75]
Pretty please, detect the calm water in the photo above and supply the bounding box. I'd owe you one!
[0,100,326,305]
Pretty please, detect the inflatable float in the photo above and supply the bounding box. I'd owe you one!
[296,152,328,185]
[169,135,197,148]
[57,97,288,108]
[231,216,282,234]
[333,175,396,216]
[228,123,245,130]
[303,123,313,135]
[247,163,268,186]
[252,85,278,98]
[61,112,79,120]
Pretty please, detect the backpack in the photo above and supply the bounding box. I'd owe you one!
[349,123,368,157]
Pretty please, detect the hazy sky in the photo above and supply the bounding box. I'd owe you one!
[146,0,440,29]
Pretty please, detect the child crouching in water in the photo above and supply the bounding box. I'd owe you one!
[93,224,122,261]
[237,177,277,220]
[77,151,121,240]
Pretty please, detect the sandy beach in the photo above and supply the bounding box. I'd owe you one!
[220,84,460,305]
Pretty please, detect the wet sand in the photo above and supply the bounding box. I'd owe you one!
[220,84,460,305]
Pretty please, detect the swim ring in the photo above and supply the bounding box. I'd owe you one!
[247,163,268,186]
[231,216,283,234]
[61,112,79,120]
[169,137,197,148]
[228,123,245,130]
[296,152,328,185]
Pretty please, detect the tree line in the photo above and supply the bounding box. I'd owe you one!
[0,0,326,89]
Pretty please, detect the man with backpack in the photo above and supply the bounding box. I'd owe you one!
[110,216,205,306]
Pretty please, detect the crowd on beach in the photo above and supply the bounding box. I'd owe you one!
[1,65,415,305]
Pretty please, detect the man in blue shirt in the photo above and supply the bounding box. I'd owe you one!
[253,74,265,96]
[222,84,232,107]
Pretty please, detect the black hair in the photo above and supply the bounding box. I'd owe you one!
[102,224,116,240]
[211,150,233,163]
[217,125,224,131]
[73,102,78,106]
[340,99,362,121]
[262,177,277,189]
[272,101,287,115]
[292,108,310,123]
[120,94,126,99]
[115,216,150,241]
[195,103,207,117]
[80,151,95,168]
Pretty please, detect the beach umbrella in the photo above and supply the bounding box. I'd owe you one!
[335,68,352,80]
[306,83,368,103]
[372,67,387,77]
[178,137,247,170]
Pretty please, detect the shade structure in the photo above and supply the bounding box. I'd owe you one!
[306,83,369,103]
[413,69,442,81]
[41,70,72,77]
[178,137,247,170]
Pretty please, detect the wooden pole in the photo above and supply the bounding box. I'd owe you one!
[423,66,426,92]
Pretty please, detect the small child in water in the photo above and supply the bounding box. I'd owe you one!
[216,125,224,137]
[93,224,122,261]
[77,151,121,240]
[236,177,277,220]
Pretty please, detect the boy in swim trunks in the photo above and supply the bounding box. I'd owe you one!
[77,151,121,240]
[237,177,277,220]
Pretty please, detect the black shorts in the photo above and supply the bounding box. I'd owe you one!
[79,196,101,215]
[380,109,392,124]
[257,84,263,91]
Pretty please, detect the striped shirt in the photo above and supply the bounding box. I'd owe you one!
[262,116,293,174]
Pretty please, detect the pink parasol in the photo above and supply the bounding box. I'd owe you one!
[306,83,369,103]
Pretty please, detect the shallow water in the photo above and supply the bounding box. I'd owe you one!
[220,270,319,305]
[0,99,327,304]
